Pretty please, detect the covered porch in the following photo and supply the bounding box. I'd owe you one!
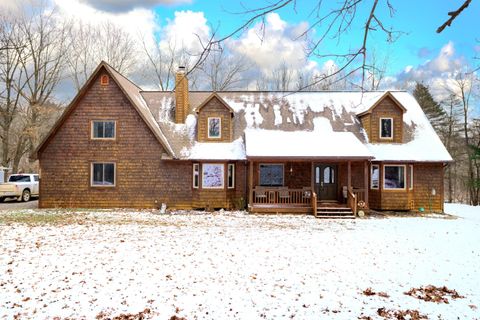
[244,129,373,216]
[248,160,370,216]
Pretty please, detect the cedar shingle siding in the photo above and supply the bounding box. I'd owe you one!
[39,71,165,208]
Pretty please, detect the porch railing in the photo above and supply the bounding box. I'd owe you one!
[353,188,366,205]
[347,188,357,215]
[252,187,313,206]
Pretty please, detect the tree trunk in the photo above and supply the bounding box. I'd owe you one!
[11,135,27,173]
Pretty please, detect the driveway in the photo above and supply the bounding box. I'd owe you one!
[0,199,38,210]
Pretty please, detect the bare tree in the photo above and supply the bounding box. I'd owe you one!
[10,6,69,172]
[140,35,179,91]
[270,61,294,91]
[0,14,26,176]
[365,48,389,90]
[97,22,137,73]
[66,21,97,90]
[198,47,251,91]
[448,72,478,204]
[440,95,463,202]
[67,20,137,90]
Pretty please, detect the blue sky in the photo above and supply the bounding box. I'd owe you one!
[152,0,479,75]
[3,0,475,103]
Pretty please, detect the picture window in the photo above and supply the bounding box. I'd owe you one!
[259,164,283,187]
[383,165,405,190]
[202,163,224,189]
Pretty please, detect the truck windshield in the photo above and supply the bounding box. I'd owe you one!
[9,175,31,182]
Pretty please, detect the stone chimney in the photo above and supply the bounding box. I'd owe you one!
[175,66,189,124]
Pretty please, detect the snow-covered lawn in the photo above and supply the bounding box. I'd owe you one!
[0,204,479,319]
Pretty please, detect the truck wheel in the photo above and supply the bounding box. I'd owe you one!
[21,189,31,202]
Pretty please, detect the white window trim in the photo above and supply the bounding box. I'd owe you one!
[379,117,393,139]
[383,164,406,190]
[207,117,222,139]
[227,163,235,189]
[202,163,225,189]
[259,163,284,187]
[91,120,116,140]
[91,162,116,187]
[409,165,414,190]
[193,163,199,189]
[370,164,379,190]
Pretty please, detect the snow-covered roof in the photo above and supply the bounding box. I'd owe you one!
[245,129,372,159]
[181,138,246,160]
[140,90,451,162]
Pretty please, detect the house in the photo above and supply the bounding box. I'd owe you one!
[33,61,452,215]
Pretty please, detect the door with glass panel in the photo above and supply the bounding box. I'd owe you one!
[314,164,337,201]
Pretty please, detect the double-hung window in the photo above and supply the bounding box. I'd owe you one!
[227,164,235,189]
[371,164,379,189]
[193,163,200,188]
[409,165,414,190]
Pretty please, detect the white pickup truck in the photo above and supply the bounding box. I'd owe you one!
[0,174,39,202]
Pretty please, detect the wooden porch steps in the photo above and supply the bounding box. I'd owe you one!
[316,206,355,219]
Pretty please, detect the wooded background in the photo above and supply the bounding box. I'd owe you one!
[0,1,478,204]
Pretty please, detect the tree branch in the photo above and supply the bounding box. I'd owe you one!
[437,0,472,33]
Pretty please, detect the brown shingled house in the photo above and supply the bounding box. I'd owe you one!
[33,62,452,216]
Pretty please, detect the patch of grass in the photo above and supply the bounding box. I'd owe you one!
[0,211,81,225]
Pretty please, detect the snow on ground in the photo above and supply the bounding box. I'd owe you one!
[1,204,479,319]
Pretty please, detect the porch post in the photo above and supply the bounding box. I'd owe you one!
[364,160,369,209]
[311,161,314,191]
[248,160,254,210]
[347,161,352,190]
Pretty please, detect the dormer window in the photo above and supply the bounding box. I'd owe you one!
[380,118,393,139]
[208,117,221,139]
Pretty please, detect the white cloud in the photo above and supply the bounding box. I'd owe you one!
[78,0,191,13]
[160,10,210,55]
[395,42,474,102]
[429,41,455,73]
[54,0,158,39]
[232,13,309,73]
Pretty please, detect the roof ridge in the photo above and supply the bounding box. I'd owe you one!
[139,90,408,93]
[101,61,144,92]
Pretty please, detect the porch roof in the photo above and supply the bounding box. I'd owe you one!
[245,129,373,160]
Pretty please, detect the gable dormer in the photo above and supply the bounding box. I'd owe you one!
[195,93,234,142]
[357,92,406,143]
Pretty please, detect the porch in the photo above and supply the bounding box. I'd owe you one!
[248,160,370,216]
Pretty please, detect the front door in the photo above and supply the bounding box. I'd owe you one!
[314,164,338,201]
